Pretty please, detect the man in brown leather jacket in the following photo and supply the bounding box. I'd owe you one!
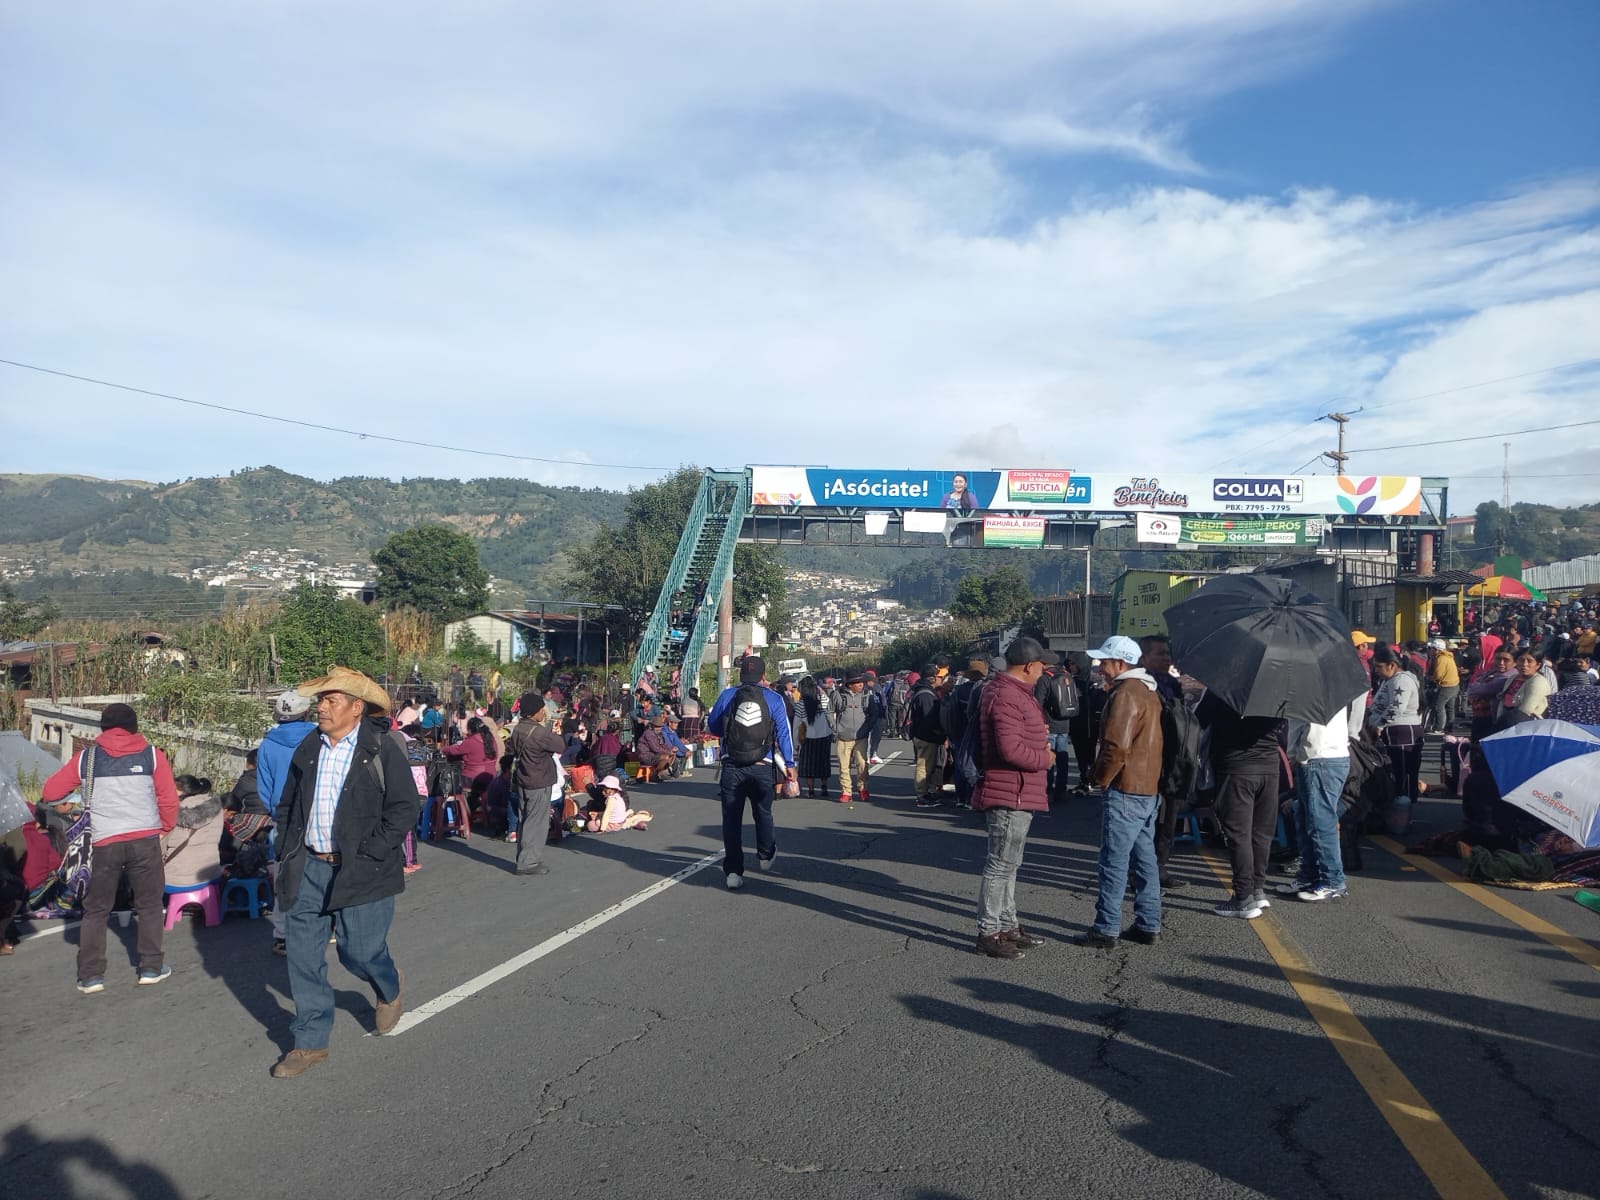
[1084,636,1164,947]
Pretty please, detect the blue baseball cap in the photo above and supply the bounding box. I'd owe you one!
[1086,635,1143,665]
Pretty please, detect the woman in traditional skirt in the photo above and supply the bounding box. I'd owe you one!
[796,676,834,798]
[678,687,704,741]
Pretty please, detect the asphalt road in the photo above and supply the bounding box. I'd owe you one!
[3,746,1597,1200]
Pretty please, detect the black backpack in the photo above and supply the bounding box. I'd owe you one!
[942,680,973,743]
[1042,668,1080,722]
[1157,692,1200,801]
[721,684,775,767]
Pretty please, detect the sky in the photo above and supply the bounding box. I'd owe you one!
[2,0,1597,515]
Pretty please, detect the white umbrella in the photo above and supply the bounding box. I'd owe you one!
[1480,721,1600,849]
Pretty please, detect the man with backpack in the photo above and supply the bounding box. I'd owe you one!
[1139,635,1197,889]
[705,657,798,890]
[1032,655,1080,806]
[271,668,421,1078]
[1083,636,1165,948]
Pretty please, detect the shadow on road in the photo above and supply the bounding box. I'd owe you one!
[1,1123,181,1199]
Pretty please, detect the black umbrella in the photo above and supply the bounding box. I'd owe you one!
[1164,574,1370,725]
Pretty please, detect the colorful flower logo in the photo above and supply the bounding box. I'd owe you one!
[1336,475,1378,515]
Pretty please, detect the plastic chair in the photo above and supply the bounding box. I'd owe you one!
[428,794,470,840]
[220,875,271,920]
[164,880,222,930]
[1172,813,1203,846]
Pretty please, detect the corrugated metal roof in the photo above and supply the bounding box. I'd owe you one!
[1523,553,1600,591]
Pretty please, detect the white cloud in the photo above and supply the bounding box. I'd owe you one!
[1,0,1595,517]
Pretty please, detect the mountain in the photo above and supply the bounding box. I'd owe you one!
[0,467,631,597]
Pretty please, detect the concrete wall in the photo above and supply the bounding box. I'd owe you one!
[25,695,254,786]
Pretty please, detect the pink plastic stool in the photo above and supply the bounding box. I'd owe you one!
[164,880,222,930]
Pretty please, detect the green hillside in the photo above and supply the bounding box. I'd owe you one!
[0,467,631,596]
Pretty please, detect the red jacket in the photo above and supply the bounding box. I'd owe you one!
[972,671,1052,813]
[41,728,179,844]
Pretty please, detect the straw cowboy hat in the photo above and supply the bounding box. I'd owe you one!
[296,666,392,713]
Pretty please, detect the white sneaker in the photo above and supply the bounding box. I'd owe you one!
[725,873,744,890]
[869,756,883,765]
[757,853,775,871]
[1297,885,1348,902]
[1213,896,1263,919]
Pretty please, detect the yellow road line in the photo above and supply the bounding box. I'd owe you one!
[1200,850,1508,1200]
[1370,836,1600,973]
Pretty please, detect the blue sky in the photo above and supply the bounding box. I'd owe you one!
[1,0,1596,512]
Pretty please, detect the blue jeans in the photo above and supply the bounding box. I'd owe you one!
[719,762,777,877]
[976,808,1033,936]
[506,789,520,837]
[285,855,401,1050]
[1047,733,1073,797]
[1093,788,1161,937]
[1292,758,1350,891]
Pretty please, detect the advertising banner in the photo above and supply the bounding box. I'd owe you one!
[1136,512,1327,546]
[749,466,1093,512]
[1111,570,1207,637]
[1101,474,1421,516]
[981,516,1046,547]
[748,467,1421,517]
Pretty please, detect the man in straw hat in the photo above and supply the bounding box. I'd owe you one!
[270,667,421,1078]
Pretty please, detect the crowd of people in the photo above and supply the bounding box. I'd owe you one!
[3,589,1594,1071]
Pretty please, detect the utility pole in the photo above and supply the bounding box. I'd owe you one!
[1320,411,1351,474]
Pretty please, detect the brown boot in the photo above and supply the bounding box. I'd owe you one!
[374,968,404,1035]
[271,1048,329,1079]
[976,933,1024,959]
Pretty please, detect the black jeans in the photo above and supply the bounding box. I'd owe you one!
[719,762,776,877]
[1153,794,1182,873]
[1388,743,1421,801]
[1214,773,1278,900]
[78,835,165,978]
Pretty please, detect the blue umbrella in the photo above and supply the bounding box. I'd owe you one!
[1480,721,1600,848]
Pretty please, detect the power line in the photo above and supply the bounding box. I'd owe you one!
[0,357,676,473]
[1344,419,1600,455]
[1214,357,1600,468]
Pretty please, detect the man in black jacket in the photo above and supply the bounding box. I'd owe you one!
[271,668,421,1079]
[908,667,946,807]
[509,692,566,874]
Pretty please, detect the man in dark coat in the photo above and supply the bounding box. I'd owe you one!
[971,638,1056,959]
[271,668,420,1079]
[509,693,566,875]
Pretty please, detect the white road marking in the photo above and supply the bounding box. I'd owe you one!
[387,849,723,1036]
[391,752,903,1037]
[19,919,81,942]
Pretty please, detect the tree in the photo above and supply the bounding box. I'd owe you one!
[0,584,57,641]
[947,566,1032,626]
[566,467,788,647]
[373,524,490,622]
[271,581,385,682]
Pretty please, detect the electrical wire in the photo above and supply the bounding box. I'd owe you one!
[0,357,676,473]
[1344,419,1600,455]
[1213,357,1600,468]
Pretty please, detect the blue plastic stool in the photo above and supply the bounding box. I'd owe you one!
[1172,813,1203,846]
[416,801,433,842]
[220,875,271,920]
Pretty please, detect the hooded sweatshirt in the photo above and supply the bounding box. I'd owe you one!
[42,728,178,846]
[255,720,318,817]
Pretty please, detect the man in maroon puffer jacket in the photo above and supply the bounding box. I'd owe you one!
[971,637,1057,959]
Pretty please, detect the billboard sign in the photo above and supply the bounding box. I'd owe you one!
[1137,513,1327,546]
[982,516,1046,547]
[748,468,1421,517]
[749,467,1093,512]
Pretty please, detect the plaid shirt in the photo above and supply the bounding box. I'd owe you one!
[307,727,360,853]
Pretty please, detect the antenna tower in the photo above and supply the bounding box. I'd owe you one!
[1502,442,1511,508]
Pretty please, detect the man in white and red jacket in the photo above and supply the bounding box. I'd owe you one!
[42,703,178,993]
[971,637,1056,960]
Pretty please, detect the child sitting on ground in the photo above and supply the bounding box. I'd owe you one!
[592,775,651,832]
